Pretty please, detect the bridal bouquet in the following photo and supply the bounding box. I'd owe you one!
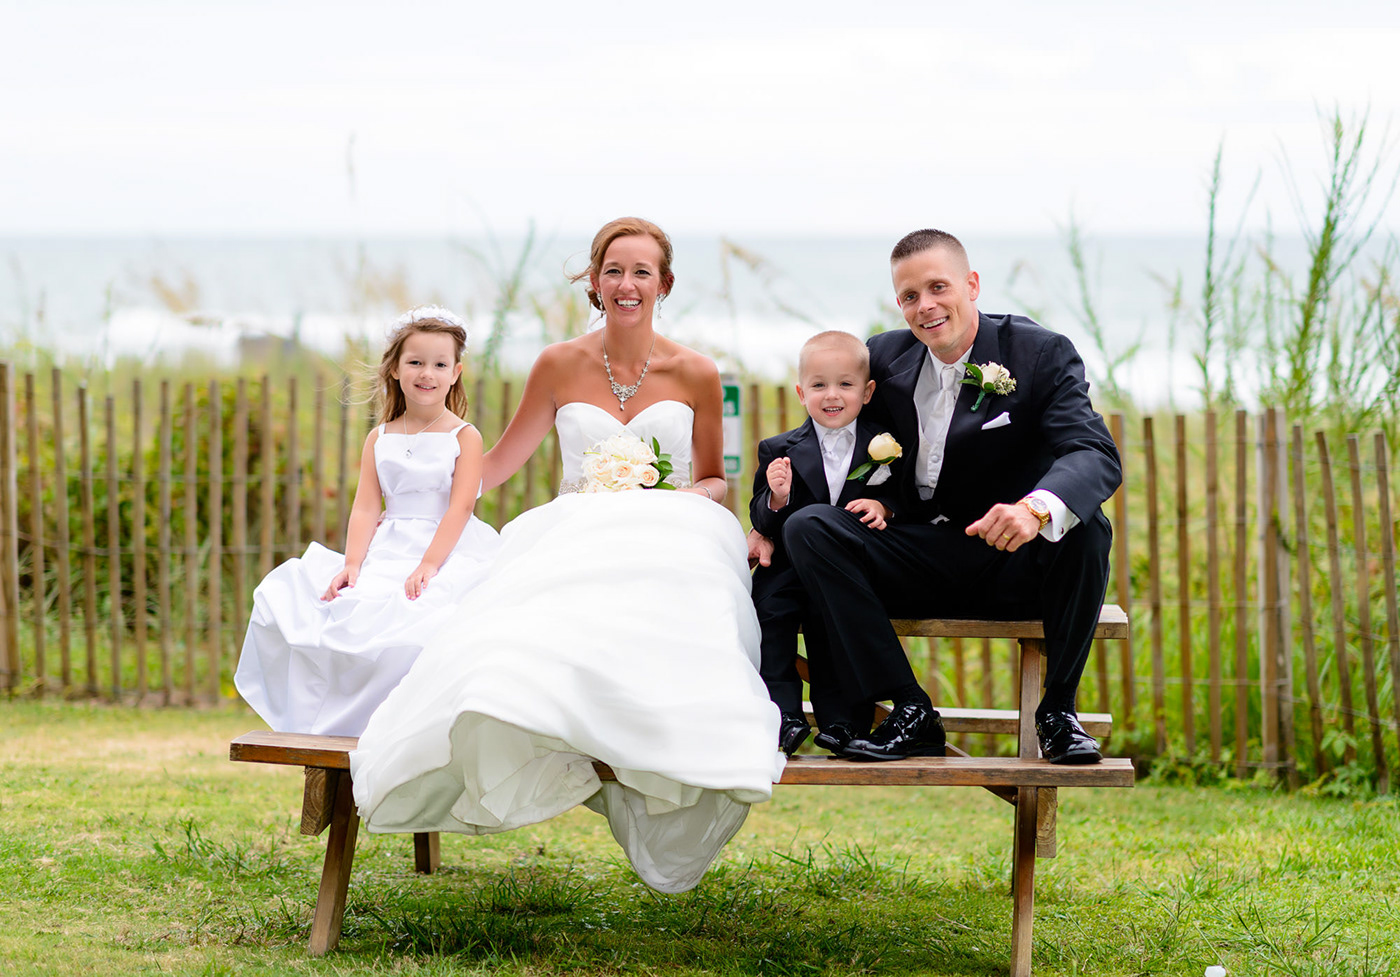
[581,433,676,492]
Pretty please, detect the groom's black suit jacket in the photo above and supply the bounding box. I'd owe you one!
[866,313,1120,530]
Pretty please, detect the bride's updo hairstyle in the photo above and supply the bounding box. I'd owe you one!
[570,217,675,312]
[376,306,470,426]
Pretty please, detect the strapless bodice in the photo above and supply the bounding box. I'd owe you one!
[556,400,694,490]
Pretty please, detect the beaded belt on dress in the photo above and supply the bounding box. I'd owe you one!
[557,476,691,495]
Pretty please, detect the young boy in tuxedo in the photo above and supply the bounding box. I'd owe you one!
[750,330,902,756]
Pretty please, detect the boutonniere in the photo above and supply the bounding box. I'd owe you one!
[962,361,1016,412]
[847,432,902,485]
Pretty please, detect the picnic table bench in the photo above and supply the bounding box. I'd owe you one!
[230,604,1132,977]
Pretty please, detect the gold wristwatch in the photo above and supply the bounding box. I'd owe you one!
[1019,495,1051,530]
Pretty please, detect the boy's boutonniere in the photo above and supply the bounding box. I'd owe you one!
[962,361,1016,412]
[847,433,902,486]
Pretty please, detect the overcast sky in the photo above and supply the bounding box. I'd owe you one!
[4,0,1398,239]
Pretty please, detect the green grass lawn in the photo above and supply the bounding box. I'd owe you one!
[2,701,1398,976]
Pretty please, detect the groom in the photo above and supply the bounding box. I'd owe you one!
[762,229,1121,763]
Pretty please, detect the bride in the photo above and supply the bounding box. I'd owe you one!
[350,217,784,893]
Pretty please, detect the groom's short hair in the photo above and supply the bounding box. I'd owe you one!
[890,228,968,270]
[798,330,870,381]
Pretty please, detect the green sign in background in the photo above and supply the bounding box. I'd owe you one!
[722,380,741,476]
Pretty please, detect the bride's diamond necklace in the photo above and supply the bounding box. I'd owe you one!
[402,406,448,457]
[602,334,656,411]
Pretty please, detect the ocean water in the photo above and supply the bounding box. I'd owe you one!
[0,233,1323,407]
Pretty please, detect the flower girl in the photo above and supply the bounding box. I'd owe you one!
[235,307,500,736]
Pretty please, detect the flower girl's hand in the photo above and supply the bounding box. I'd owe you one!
[321,566,357,601]
[405,562,439,600]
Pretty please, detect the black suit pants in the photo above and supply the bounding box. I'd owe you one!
[753,554,852,727]
[782,505,1111,712]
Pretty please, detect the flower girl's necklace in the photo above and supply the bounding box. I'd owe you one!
[402,407,448,457]
[602,334,656,411]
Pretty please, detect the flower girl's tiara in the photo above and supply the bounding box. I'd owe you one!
[396,305,469,343]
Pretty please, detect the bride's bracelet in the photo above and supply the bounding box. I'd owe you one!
[700,483,713,501]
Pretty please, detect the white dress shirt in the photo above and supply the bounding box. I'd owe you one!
[912,349,1078,542]
[820,420,857,505]
[913,351,969,499]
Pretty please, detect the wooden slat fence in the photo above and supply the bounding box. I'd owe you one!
[0,367,1397,788]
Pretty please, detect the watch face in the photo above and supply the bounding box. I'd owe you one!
[1029,498,1049,514]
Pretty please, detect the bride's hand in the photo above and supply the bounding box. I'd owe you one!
[405,562,440,600]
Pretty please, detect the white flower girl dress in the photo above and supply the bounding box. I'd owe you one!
[350,400,784,893]
[235,421,500,737]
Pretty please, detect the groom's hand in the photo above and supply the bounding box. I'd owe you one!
[967,503,1040,553]
[747,529,775,568]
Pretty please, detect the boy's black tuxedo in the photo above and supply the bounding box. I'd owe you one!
[749,414,897,718]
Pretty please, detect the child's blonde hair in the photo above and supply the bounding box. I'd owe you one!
[376,307,470,426]
[798,330,870,382]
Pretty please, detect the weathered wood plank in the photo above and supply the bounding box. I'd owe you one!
[1347,434,1387,792]
[231,731,1135,788]
[1376,433,1400,771]
[1035,787,1058,859]
[891,605,1127,640]
[1206,411,1222,761]
[414,832,441,874]
[301,767,335,836]
[1175,413,1195,754]
[1292,424,1326,776]
[131,379,148,699]
[25,372,45,694]
[1316,430,1357,763]
[1143,415,1166,754]
[231,731,358,768]
[1109,412,1135,730]
[1009,786,1038,977]
[1233,410,1250,775]
[308,770,358,956]
[78,385,98,695]
[51,369,74,693]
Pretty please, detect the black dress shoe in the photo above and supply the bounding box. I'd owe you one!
[843,703,946,762]
[813,723,858,757]
[1036,711,1102,764]
[779,713,812,756]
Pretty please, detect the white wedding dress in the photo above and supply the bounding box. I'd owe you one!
[350,401,784,893]
[235,422,500,737]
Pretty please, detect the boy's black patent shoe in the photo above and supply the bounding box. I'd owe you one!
[813,723,858,758]
[778,713,812,756]
[1035,711,1102,764]
[843,704,946,762]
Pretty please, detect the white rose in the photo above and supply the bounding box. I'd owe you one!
[627,439,656,465]
[868,432,902,464]
[612,461,636,484]
[638,465,660,487]
[982,362,1011,387]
